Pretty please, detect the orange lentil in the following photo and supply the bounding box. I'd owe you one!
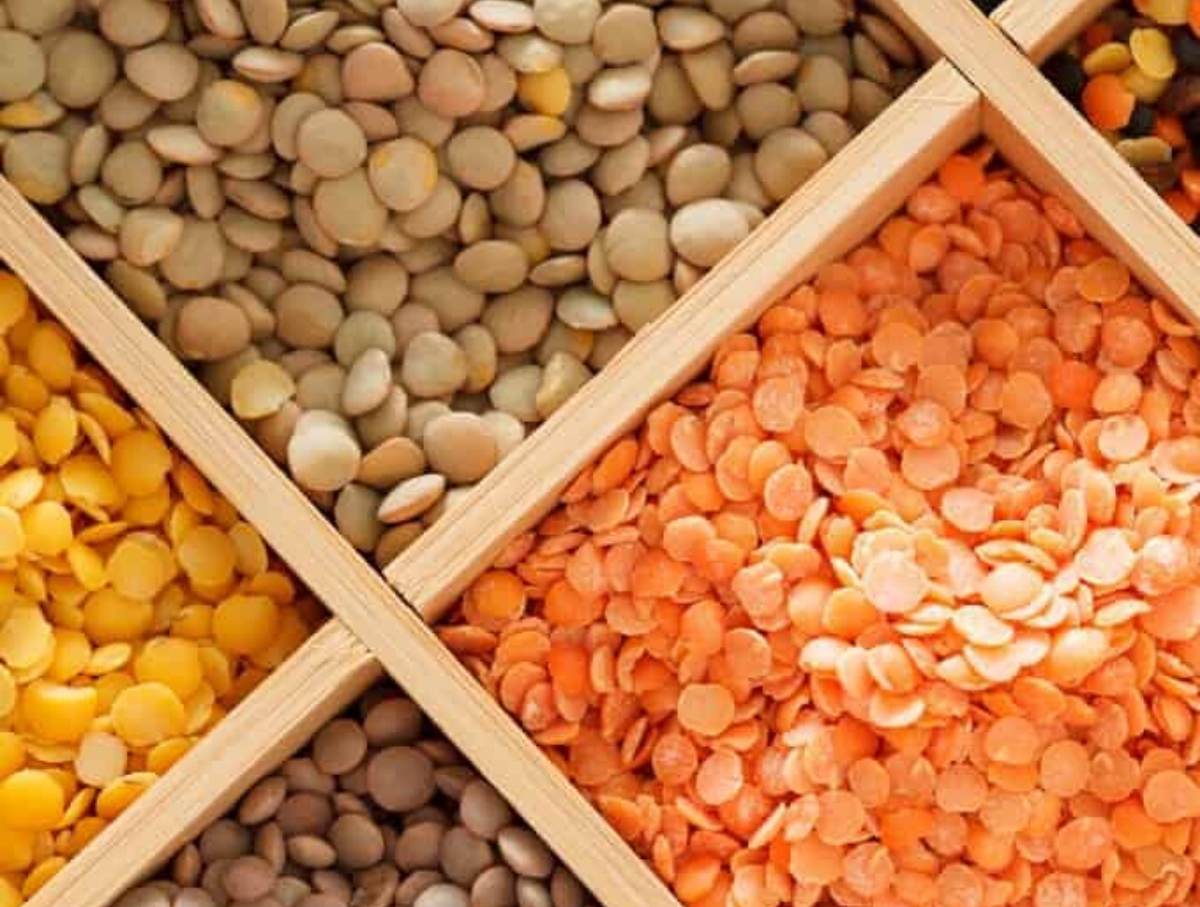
[1141,768,1200,822]
[1182,168,1200,205]
[592,438,639,493]
[678,684,736,737]
[652,732,699,785]
[1156,114,1187,148]
[1081,74,1135,131]
[464,569,526,630]
[1165,190,1198,224]
[444,150,1200,907]
[938,154,987,204]
[675,853,722,903]
[1077,257,1130,304]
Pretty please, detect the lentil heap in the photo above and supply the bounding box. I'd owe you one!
[439,146,1200,907]
[0,0,919,568]
[116,683,596,907]
[0,270,321,907]
[1042,0,1200,225]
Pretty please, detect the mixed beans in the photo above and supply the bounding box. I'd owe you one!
[0,270,321,907]
[0,0,920,568]
[440,147,1200,907]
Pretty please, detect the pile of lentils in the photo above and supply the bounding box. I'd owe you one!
[1042,2,1200,224]
[114,684,595,907]
[0,0,919,569]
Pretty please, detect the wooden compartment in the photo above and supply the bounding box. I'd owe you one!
[0,0,1190,906]
[989,0,1200,293]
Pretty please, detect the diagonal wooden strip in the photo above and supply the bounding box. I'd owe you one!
[994,0,1114,63]
[870,0,946,63]
[386,61,981,623]
[27,621,380,907]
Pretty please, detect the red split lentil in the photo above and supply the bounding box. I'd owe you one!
[0,271,321,906]
[441,147,1200,907]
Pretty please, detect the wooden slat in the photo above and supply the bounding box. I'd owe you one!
[994,0,1113,63]
[386,61,981,623]
[897,0,1200,319]
[0,181,680,907]
[28,621,380,907]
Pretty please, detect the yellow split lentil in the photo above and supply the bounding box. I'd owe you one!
[0,271,322,903]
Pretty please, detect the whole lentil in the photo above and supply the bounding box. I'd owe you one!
[0,0,917,567]
[116,686,597,907]
[0,270,319,907]
[440,148,1200,907]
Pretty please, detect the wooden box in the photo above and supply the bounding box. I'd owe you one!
[0,1,1192,905]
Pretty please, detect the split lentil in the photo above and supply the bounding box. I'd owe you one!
[441,147,1200,907]
[0,270,320,906]
[115,684,596,907]
[1044,0,1200,226]
[0,0,919,568]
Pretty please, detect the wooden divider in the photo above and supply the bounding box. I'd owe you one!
[994,0,1114,62]
[0,180,679,907]
[28,621,381,907]
[870,0,944,63]
[386,61,981,623]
